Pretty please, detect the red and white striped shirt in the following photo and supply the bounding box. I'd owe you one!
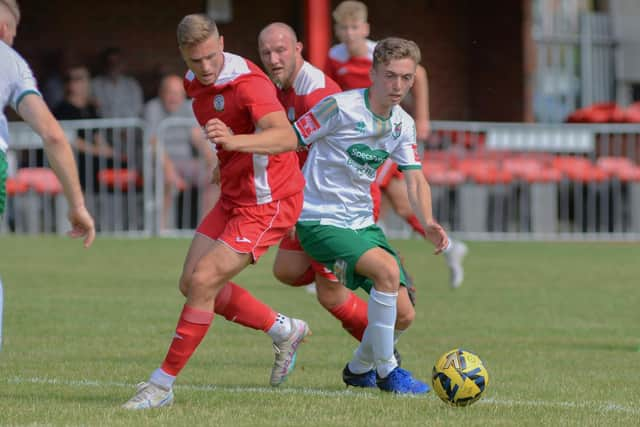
[185,52,304,206]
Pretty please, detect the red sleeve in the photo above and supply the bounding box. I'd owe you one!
[324,56,337,81]
[235,74,284,123]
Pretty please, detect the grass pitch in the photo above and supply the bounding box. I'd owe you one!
[0,236,638,426]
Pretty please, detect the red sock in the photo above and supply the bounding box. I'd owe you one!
[407,214,427,237]
[291,266,315,286]
[161,304,214,376]
[328,291,368,341]
[214,282,277,332]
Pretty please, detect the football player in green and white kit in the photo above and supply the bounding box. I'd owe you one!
[0,0,95,350]
[293,37,449,394]
[215,37,448,394]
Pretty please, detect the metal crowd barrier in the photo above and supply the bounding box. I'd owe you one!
[3,118,640,241]
[3,118,152,236]
[379,121,640,241]
[154,117,218,237]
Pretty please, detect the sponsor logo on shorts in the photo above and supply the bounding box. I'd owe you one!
[235,236,252,243]
[333,259,348,285]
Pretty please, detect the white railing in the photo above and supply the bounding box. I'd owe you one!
[4,118,640,241]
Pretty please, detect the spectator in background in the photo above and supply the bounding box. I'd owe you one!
[92,47,143,118]
[53,64,126,191]
[144,74,218,229]
[41,50,76,109]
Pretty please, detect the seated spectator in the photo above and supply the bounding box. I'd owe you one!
[144,74,218,229]
[53,64,127,192]
[92,47,143,118]
[41,50,76,109]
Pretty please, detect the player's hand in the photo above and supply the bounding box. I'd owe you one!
[425,221,449,255]
[204,118,234,148]
[67,205,96,248]
[416,119,431,142]
[211,164,220,184]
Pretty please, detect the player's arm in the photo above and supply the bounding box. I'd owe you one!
[204,110,297,154]
[403,168,448,254]
[411,65,430,141]
[17,94,95,247]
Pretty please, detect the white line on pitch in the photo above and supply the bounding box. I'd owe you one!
[4,376,639,415]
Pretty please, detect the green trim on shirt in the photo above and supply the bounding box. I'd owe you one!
[364,88,391,121]
[15,90,41,110]
[294,126,307,146]
[398,164,422,171]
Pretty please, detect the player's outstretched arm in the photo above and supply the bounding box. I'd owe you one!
[17,94,95,248]
[205,111,297,154]
[404,169,448,254]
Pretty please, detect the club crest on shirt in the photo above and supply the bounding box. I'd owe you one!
[287,107,296,122]
[392,122,402,139]
[214,95,224,112]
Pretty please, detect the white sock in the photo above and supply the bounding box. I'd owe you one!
[348,327,374,374]
[443,239,454,254]
[362,288,398,378]
[150,368,175,390]
[267,313,292,342]
[0,276,3,351]
[394,328,405,345]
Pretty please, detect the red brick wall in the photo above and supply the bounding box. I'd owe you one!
[13,0,529,121]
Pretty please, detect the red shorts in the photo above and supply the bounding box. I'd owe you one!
[279,233,338,281]
[196,192,303,262]
[375,159,403,189]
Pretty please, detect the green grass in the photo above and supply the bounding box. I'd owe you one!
[0,236,638,426]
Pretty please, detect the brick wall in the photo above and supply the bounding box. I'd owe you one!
[13,0,529,121]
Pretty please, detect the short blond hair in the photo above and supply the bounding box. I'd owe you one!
[177,14,218,48]
[332,1,367,24]
[0,0,20,24]
[373,37,421,68]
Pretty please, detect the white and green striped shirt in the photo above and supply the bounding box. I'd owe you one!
[0,41,41,153]
[294,88,421,229]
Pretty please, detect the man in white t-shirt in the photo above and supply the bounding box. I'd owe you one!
[144,74,218,229]
[294,37,449,394]
[0,0,95,350]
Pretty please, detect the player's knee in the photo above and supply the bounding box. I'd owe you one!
[396,206,413,219]
[178,273,191,297]
[189,270,221,295]
[272,264,297,286]
[396,304,415,330]
[316,283,346,309]
[372,262,401,293]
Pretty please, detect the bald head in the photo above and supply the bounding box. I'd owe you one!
[159,74,186,113]
[0,0,20,45]
[258,22,303,89]
[258,22,297,45]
